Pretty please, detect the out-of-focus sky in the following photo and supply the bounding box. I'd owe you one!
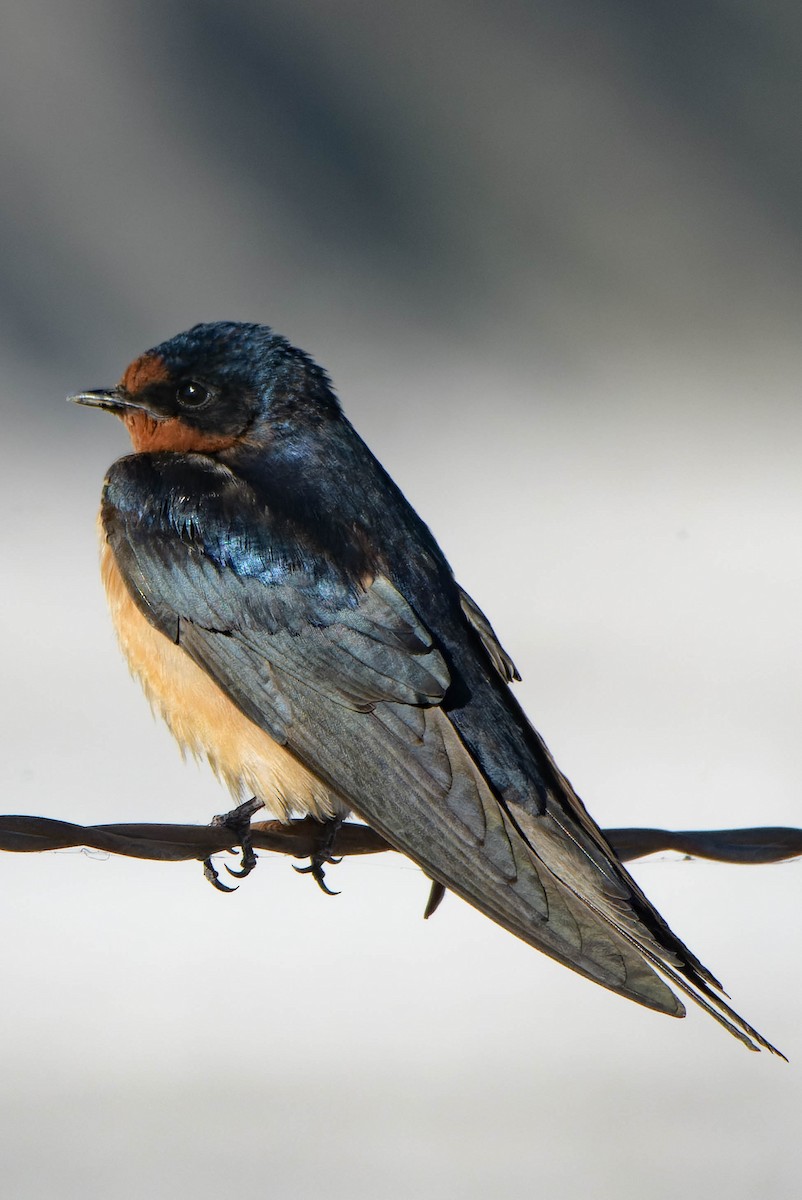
[1,3,800,1197]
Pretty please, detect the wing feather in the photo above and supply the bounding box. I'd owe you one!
[101,452,780,1051]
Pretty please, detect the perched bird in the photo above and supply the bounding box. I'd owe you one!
[71,321,780,1055]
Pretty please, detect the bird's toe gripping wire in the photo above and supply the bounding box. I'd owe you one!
[292,816,344,895]
[203,798,266,893]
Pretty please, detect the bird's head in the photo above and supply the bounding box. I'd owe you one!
[70,321,340,454]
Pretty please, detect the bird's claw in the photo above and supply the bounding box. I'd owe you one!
[203,857,239,893]
[293,856,342,895]
[225,836,259,879]
[203,797,265,893]
[293,817,344,895]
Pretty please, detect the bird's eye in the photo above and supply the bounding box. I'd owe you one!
[176,380,214,408]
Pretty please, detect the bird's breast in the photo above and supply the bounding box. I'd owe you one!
[98,516,345,821]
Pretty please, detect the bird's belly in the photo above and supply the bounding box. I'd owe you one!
[99,531,346,821]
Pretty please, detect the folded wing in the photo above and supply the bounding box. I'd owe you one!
[102,452,780,1055]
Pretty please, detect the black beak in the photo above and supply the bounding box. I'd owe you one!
[68,388,128,412]
[68,388,149,415]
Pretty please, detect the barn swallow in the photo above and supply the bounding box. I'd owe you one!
[70,321,781,1056]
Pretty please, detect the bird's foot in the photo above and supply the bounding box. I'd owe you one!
[203,797,265,893]
[293,816,344,896]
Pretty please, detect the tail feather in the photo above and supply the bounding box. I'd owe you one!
[505,790,785,1057]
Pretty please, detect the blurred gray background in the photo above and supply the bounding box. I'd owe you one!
[2,2,801,1197]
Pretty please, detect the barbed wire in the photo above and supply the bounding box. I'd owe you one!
[1,811,800,867]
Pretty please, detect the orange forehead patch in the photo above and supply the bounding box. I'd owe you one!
[122,410,238,455]
[119,352,170,396]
